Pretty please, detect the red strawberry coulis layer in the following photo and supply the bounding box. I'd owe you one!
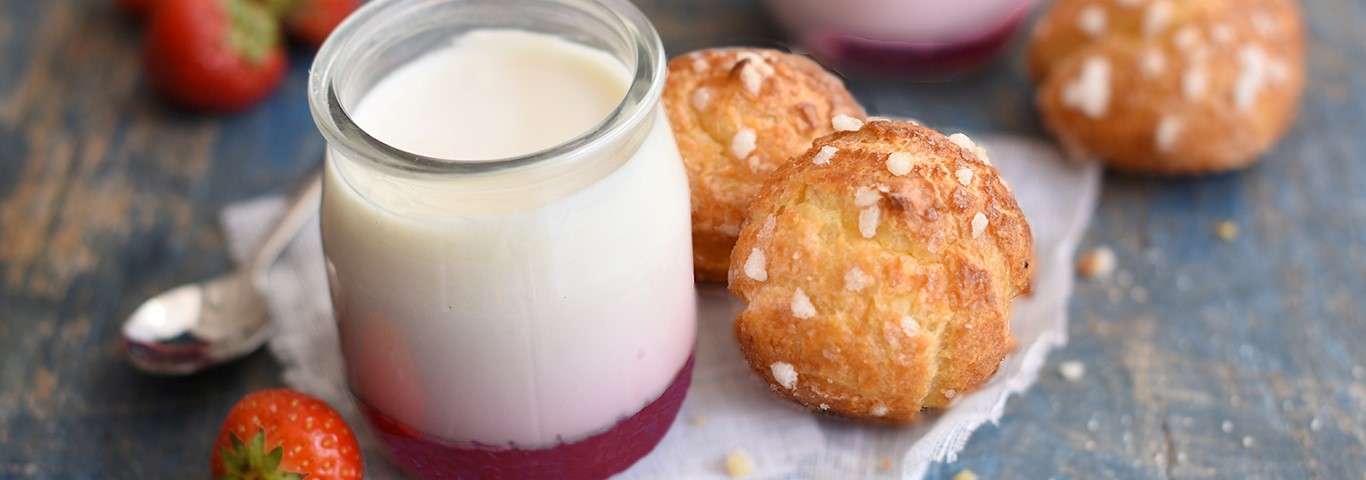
[357,355,694,480]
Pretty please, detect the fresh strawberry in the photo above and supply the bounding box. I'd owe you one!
[212,389,363,480]
[283,0,360,47]
[143,0,288,112]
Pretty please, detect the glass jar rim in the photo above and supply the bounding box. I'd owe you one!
[307,0,667,176]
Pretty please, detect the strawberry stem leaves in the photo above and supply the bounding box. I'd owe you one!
[217,429,307,480]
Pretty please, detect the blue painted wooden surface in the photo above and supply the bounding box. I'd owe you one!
[1,0,1363,478]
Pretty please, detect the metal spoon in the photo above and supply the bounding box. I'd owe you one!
[122,171,323,375]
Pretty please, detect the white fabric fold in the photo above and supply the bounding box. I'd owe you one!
[220,134,1099,479]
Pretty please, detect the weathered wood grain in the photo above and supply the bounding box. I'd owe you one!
[0,0,1363,478]
[0,0,305,477]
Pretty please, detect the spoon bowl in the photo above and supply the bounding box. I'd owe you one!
[123,272,271,375]
[122,172,321,375]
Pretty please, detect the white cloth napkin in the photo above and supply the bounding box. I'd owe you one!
[220,134,1100,479]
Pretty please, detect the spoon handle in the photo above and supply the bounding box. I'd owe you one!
[249,170,323,288]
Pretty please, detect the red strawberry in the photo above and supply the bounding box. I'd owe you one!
[284,0,360,47]
[143,0,288,112]
[212,389,363,480]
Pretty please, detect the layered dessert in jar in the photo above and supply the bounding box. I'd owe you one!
[307,1,696,478]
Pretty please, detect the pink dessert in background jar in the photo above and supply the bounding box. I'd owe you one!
[764,0,1033,77]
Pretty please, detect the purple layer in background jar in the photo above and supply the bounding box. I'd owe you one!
[764,0,1033,78]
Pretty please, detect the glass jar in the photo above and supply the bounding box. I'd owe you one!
[307,0,696,478]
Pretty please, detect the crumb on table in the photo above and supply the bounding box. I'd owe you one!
[1077,246,1116,278]
[1216,221,1240,241]
[1059,361,1087,382]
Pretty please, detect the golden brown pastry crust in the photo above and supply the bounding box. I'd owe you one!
[726,121,1032,423]
[664,48,866,282]
[1029,0,1305,174]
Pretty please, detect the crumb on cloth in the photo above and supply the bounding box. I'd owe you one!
[725,449,755,478]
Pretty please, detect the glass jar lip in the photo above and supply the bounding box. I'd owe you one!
[307,0,666,176]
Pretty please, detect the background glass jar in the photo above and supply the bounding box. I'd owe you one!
[764,0,1032,78]
[307,0,697,478]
